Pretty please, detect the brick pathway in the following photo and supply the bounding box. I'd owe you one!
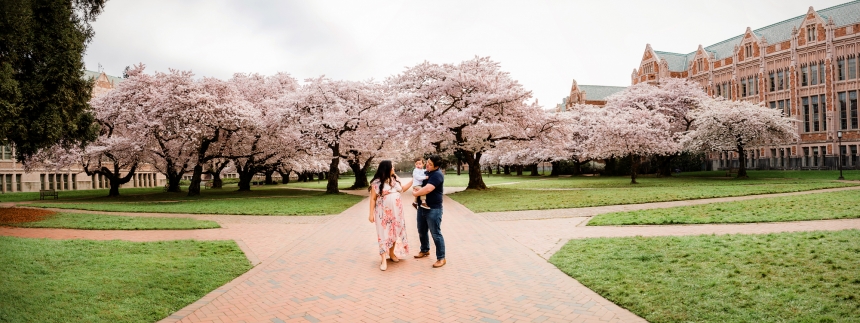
[158,196,645,323]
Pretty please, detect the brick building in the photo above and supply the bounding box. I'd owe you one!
[632,1,860,170]
[555,79,626,112]
[0,71,165,194]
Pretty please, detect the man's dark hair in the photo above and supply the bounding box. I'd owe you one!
[427,155,445,169]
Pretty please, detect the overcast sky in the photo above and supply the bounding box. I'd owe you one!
[84,0,849,106]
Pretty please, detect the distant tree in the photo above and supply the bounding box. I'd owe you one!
[0,0,108,160]
[682,98,798,178]
[580,105,678,184]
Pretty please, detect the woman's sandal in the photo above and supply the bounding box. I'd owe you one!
[380,261,387,271]
[389,254,400,263]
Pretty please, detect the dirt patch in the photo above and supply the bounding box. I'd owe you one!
[0,208,57,224]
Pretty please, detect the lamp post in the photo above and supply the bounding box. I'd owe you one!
[838,131,844,180]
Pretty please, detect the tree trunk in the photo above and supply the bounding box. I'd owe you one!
[348,158,372,190]
[264,169,275,185]
[187,165,204,196]
[516,165,523,176]
[550,161,560,177]
[326,157,340,194]
[108,179,121,197]
[166,172,182,192]
[319,172,326,180]
[456,159,461,176]
[278,170,291,184]
[630,155,641,184]
[463,151,487,190]
[656,154,676,177]
[211,172,223,189]
[237,170,254,191]
[572,160,583,175]
[503,165,511,175]
[737,145,748,178]
[496,165,501,174]
[529,164,539,176]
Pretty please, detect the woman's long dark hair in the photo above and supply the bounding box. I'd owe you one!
[369,160,396,195]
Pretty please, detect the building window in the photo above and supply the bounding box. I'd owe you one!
[851,91,859,129]
[812,95,820,132]
[754,75,758,96]
[0,145,11,160]
[849,56,857,79]
[801,65,808,86]
[745,44,753,58]
[768,72,775,92]
[838,58,846,81]
[741,79,747,97]
[777,71,785,90]
[810,63,818,85]
[697,59,703,73]
[803,97,810,132]
[841,92,848,130]
[821,94,827,131]
[807,24,817,42]
[786,99,791,117]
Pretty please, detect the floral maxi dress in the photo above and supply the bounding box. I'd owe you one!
[371,179,410,257]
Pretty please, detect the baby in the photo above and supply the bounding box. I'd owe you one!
[412,157,430,209]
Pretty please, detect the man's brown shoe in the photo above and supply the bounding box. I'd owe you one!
[432,259,446,268]
[414,252,429,258]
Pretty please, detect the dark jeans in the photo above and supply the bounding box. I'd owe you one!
[417,207,445,260]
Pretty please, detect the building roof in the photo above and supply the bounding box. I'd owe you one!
[580,85,627,101]
[653,0,860,71]
[83,70,124,85]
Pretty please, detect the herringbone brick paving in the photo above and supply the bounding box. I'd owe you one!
[158,196,645,323]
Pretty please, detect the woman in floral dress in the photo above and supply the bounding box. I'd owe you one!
[368,160,412,271]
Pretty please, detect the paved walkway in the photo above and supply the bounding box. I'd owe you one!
[156,196,643,323]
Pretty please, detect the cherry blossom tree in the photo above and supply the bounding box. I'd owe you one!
[681,98,798,178]
[389,56,555,189]
[604,78,708,176]
[225,72,302,191]
[285,77,386,194]
[579,105,678,184]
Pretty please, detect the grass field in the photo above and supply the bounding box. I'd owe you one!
[678,169,860,180]
[449,176,855,213]
[0,237,251,323]
[589,189,860,225]
[3,212,220,230]
[549,230,860,323]
[27,187,363,215]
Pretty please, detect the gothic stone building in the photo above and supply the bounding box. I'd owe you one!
[632,1,860,170]
[0,71,164,193]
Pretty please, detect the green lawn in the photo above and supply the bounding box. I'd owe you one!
[549,230,860,323]
[284,175,367,190]
[449,177,855,213]
[0,187,168,203]
[589,189,860,225]
[28,187,363,215]
[443,173,544,187]
[678,169,860,180]
[0,237,251,323]
[3,212,220,230]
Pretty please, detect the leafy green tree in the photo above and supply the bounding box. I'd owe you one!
[0,0,108,160]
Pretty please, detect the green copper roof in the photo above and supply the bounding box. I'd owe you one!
[83,70,124,85]
[654,0,860,72]
[579,85,627,101]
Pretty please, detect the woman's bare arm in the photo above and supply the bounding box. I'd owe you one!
[368,189,377,223]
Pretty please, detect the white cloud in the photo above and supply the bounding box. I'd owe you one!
[85,0,849,106]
